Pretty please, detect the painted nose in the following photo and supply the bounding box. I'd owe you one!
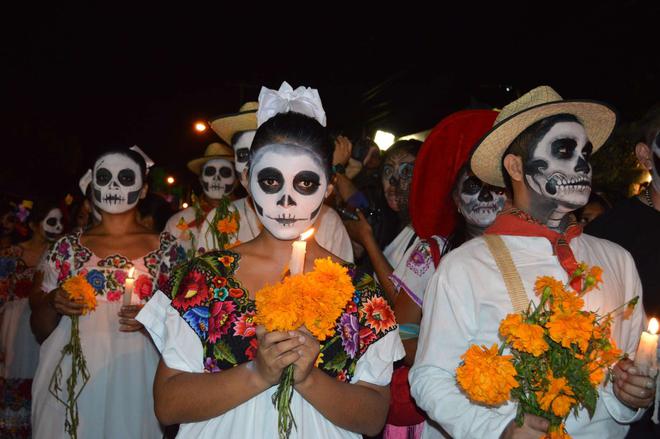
[277,195,297,207]
[389,176,399,187]
[575,157,590,174]
[478,187,493,202]
[110,180,120,189]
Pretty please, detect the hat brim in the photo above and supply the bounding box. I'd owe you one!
[209,110,258,145]
[187,155,234,176]
[471,100,617,187]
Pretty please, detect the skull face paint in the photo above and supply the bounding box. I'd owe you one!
[233,130,256,189]
[382,150,416,213]
[457,172,507,228]
[524,121,593,212]
[249,144,328,240]
[650,131,660,193]
[200,158,236,200]
[41,208,64,241]
[92,153,143,214]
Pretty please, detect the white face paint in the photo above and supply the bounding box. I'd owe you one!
[524,121,593,212]
[200,158,235,200]
[249,144,328,240]
[650,131,660,193]
[457,172,507,228]
[92,153,143,214]
[233,131,256,189]
[41,208,63,241]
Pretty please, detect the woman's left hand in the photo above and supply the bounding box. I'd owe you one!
[292,326,320,386]
[118,305,144,332]
[343,210,374,246]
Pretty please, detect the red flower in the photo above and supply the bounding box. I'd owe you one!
[107,290,122,302]
[209,300,237,343]
[229,288,244,298]
[56,260,70,282]
[172,270,210,311]
[213,276,227,289]
[157,273,169,290]
[234,311,256,337]
[359,327,377,353]
[245,338,259,360]
[345,300,358,314]
[336,370,348,382]
[363,296,396,333]
[135,275,153,300]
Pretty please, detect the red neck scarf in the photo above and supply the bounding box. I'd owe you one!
[484,208,584,290]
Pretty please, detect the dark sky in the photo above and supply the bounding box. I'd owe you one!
[2,2,658,200]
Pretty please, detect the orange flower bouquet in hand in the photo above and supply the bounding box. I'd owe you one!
[456,264,638,438]
[254,258,354,439]
[49,274,97,439]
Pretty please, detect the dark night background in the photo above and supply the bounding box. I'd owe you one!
[1,2,658,201]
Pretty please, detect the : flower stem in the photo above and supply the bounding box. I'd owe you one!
[272,364,296,439]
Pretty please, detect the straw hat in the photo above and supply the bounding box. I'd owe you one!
[209,102,258,145]
[470,86,617,187]
[187,142,234,175]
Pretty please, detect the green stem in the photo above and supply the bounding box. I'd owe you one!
[271,364,296,439]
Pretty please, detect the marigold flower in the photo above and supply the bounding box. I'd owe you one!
[546,311,594,352]
[216,217,238,234]
[536,372,576,417]
[456,344,518,406]
[535,276,565,297]
[62,275,97,314]
[542,424,571,439]
[550,289,584,314]
[499,313,549,356]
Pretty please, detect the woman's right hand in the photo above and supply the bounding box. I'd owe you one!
[254,325,305,387]
[50,287,85,316]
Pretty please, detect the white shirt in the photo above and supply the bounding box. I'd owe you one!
[409,233,645,439]
[235,197,354,263]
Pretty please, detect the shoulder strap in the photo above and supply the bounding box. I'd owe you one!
[482,234,528,313]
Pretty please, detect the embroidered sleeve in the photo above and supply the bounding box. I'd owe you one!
[43,234,91,292]
[148,231,187,293]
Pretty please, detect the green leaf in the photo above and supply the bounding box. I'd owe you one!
[213,340,237,365]
[324,351,347,373]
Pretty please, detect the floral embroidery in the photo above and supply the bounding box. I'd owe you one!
[0,248,36,304]
[405,241,432,276]
[135,275,153,300]
[86,270,106,292]
[98,255,130,269]
[167,250,397,380]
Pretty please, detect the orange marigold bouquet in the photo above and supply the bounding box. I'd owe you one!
[456,263,638,438]
[49,274,97,439]
[254,257,354,439]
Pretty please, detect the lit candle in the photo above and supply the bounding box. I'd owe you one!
[289,228,314,276]
[123,267,135,306]
[634,317,659,376]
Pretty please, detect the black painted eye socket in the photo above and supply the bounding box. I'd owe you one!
[219,167,233,178]
[293,171,321,195]
[46,218,57,226]
[236,148,249,163]
[257,167,284,194]
[96,168,112,186]
[118,169,136,186]
[462,176,483,195]
[398,162,414,180]
[551,138,577,159]
[581,142,593,160]
[382,165,394,179]
[203,166,217,177]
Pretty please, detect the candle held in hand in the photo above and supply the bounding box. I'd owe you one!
[634,317,659,376]
[289,228,314,276]
[123,267,135,306]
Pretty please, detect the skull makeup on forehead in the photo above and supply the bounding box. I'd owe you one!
[249,144,328,240]
[457,172,507,228]
[41,208,64,241]
[524,121,593,211]
[92,153,143,214]
[650,131,660,193]
[233,130,256,189]
[201,158,236,200]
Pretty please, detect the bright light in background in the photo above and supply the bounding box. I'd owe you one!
[182,202,189,209]
[166,176,175,185]
[194,122,207,133]
[374,130,396,150]
[641,171,652,184]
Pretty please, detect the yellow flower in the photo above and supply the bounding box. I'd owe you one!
[176,217,189,231]
[550,289,584,314]
[314,352,324,367]
[62,275,97,314]
[542,424,571,439]
[226,239,242,250]
[456,344,518,406]
[499,313,549,357]
[546,311,594,352]
[535,276,565,297]
[583,265,603,293]
[216,217,238,234]
[536,372,576,417]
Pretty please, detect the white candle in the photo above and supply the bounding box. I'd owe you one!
[634,317,659,376]
[289,228,314,276]
[123,267,135,306]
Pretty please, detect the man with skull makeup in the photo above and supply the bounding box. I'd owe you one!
[164,142,240,257]
[209,98,354,262]
[0,199,64,438]
[410,87,654,439]
[137,83,403,438]
[30,147,184,438]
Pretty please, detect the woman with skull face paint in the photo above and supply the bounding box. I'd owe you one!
[0,198,64,438]
[29,148,185,439]
[137,98,404,438]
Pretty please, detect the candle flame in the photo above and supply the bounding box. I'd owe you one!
[128,267,135,278]
[299,228,315,241]
[649,318,659,335]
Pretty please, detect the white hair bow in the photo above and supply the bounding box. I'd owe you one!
[130,145,155,174]
[79,169,93,195]
[256,81,326,127]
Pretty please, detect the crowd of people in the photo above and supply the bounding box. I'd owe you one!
[0,82,658,438]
